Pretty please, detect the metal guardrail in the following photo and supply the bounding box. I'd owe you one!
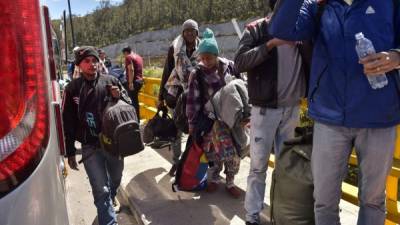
[139,77,400,225]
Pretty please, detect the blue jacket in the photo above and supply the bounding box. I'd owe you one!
[270,0,400,128]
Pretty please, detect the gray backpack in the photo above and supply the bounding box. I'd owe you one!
[270,127,314,225]
[100,99,144,157]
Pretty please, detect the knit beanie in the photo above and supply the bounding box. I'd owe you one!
[74,46,100,65]
[182,19,199,33]
[198,28,219,56]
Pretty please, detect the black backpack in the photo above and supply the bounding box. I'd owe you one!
[270,127,314,225]
[172,67,216,141]
[100,99,144,157]
[143,106,178,148]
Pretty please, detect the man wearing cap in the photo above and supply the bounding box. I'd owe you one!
[62,46,131,225]
[158,19,200,176]
[122,46,143,120]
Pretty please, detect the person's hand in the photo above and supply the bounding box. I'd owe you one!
[110,85,120,98]
[68,156,79,171]
[128,82,134,91]
[359,51,400,76]
[266,38,296,51]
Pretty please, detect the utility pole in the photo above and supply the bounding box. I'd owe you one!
[67,0,76,48]
[63,10,68,63]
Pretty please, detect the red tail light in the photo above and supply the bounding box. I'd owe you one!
[0,0,49,196]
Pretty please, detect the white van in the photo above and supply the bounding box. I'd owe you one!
[0,1,69,224]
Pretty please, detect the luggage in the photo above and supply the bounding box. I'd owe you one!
[172,136,208,192]
[270,127,314,225]
[143,106,177,148]
[100,99,144,157]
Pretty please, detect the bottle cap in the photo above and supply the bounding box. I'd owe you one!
[355,32,364,40]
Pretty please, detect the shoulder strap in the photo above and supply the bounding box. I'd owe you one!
[194,67,206,107]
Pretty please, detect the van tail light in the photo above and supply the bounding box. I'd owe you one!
[0,0,49,196]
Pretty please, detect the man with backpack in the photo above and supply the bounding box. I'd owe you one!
[234,0,312,223]
[62,46,131,225]
[158,19,200,176]
[122,46,143,120]
[270,0,400,224]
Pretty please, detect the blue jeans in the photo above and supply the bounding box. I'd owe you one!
[82,145,124,225]
[245,105,299,223]
[312,122,396,225]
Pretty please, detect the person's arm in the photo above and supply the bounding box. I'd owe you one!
[234,27,271,72]
[234,25,296,72]
[186,71,201,134]
[269,0,317,41]
[127,60,135,90]
[61,84,79,170]
[159,46,175,101]
[62,85,78,157]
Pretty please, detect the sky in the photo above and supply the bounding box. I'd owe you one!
[41,0,123,19]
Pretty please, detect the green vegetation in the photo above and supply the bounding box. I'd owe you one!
[52,0,271,50]
[143,67,163,78]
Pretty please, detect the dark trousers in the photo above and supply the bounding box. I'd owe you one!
[124,80,143,120]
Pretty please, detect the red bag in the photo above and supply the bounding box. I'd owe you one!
[172,136,208,191]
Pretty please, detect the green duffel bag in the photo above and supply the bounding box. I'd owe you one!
[270,127,314,225]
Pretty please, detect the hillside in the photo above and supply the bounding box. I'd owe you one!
[52,0,271,49]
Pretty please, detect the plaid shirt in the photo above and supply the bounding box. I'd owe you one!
[186,58,236,132]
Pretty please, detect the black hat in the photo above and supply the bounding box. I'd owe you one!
[75,46,100,65]
[122,46,132,54]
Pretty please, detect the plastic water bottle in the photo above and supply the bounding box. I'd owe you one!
[355,32,388,89]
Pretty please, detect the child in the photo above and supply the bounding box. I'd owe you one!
[186,28,242,198]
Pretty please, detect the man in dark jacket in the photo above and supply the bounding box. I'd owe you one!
[158,19,200,176]
[270,0,400,224]
[234,0,311,224]
[62,46,131,225]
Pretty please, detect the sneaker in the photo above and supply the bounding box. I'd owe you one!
[225,186,241,199]
[206,182,218,193]
[168,164,177,177]
[245,222,259,225]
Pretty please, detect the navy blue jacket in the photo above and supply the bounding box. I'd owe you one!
[270,0,400,128]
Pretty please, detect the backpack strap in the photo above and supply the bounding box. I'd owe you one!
[194,67,207,109]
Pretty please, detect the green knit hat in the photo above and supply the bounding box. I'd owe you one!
[198,28,219,56]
